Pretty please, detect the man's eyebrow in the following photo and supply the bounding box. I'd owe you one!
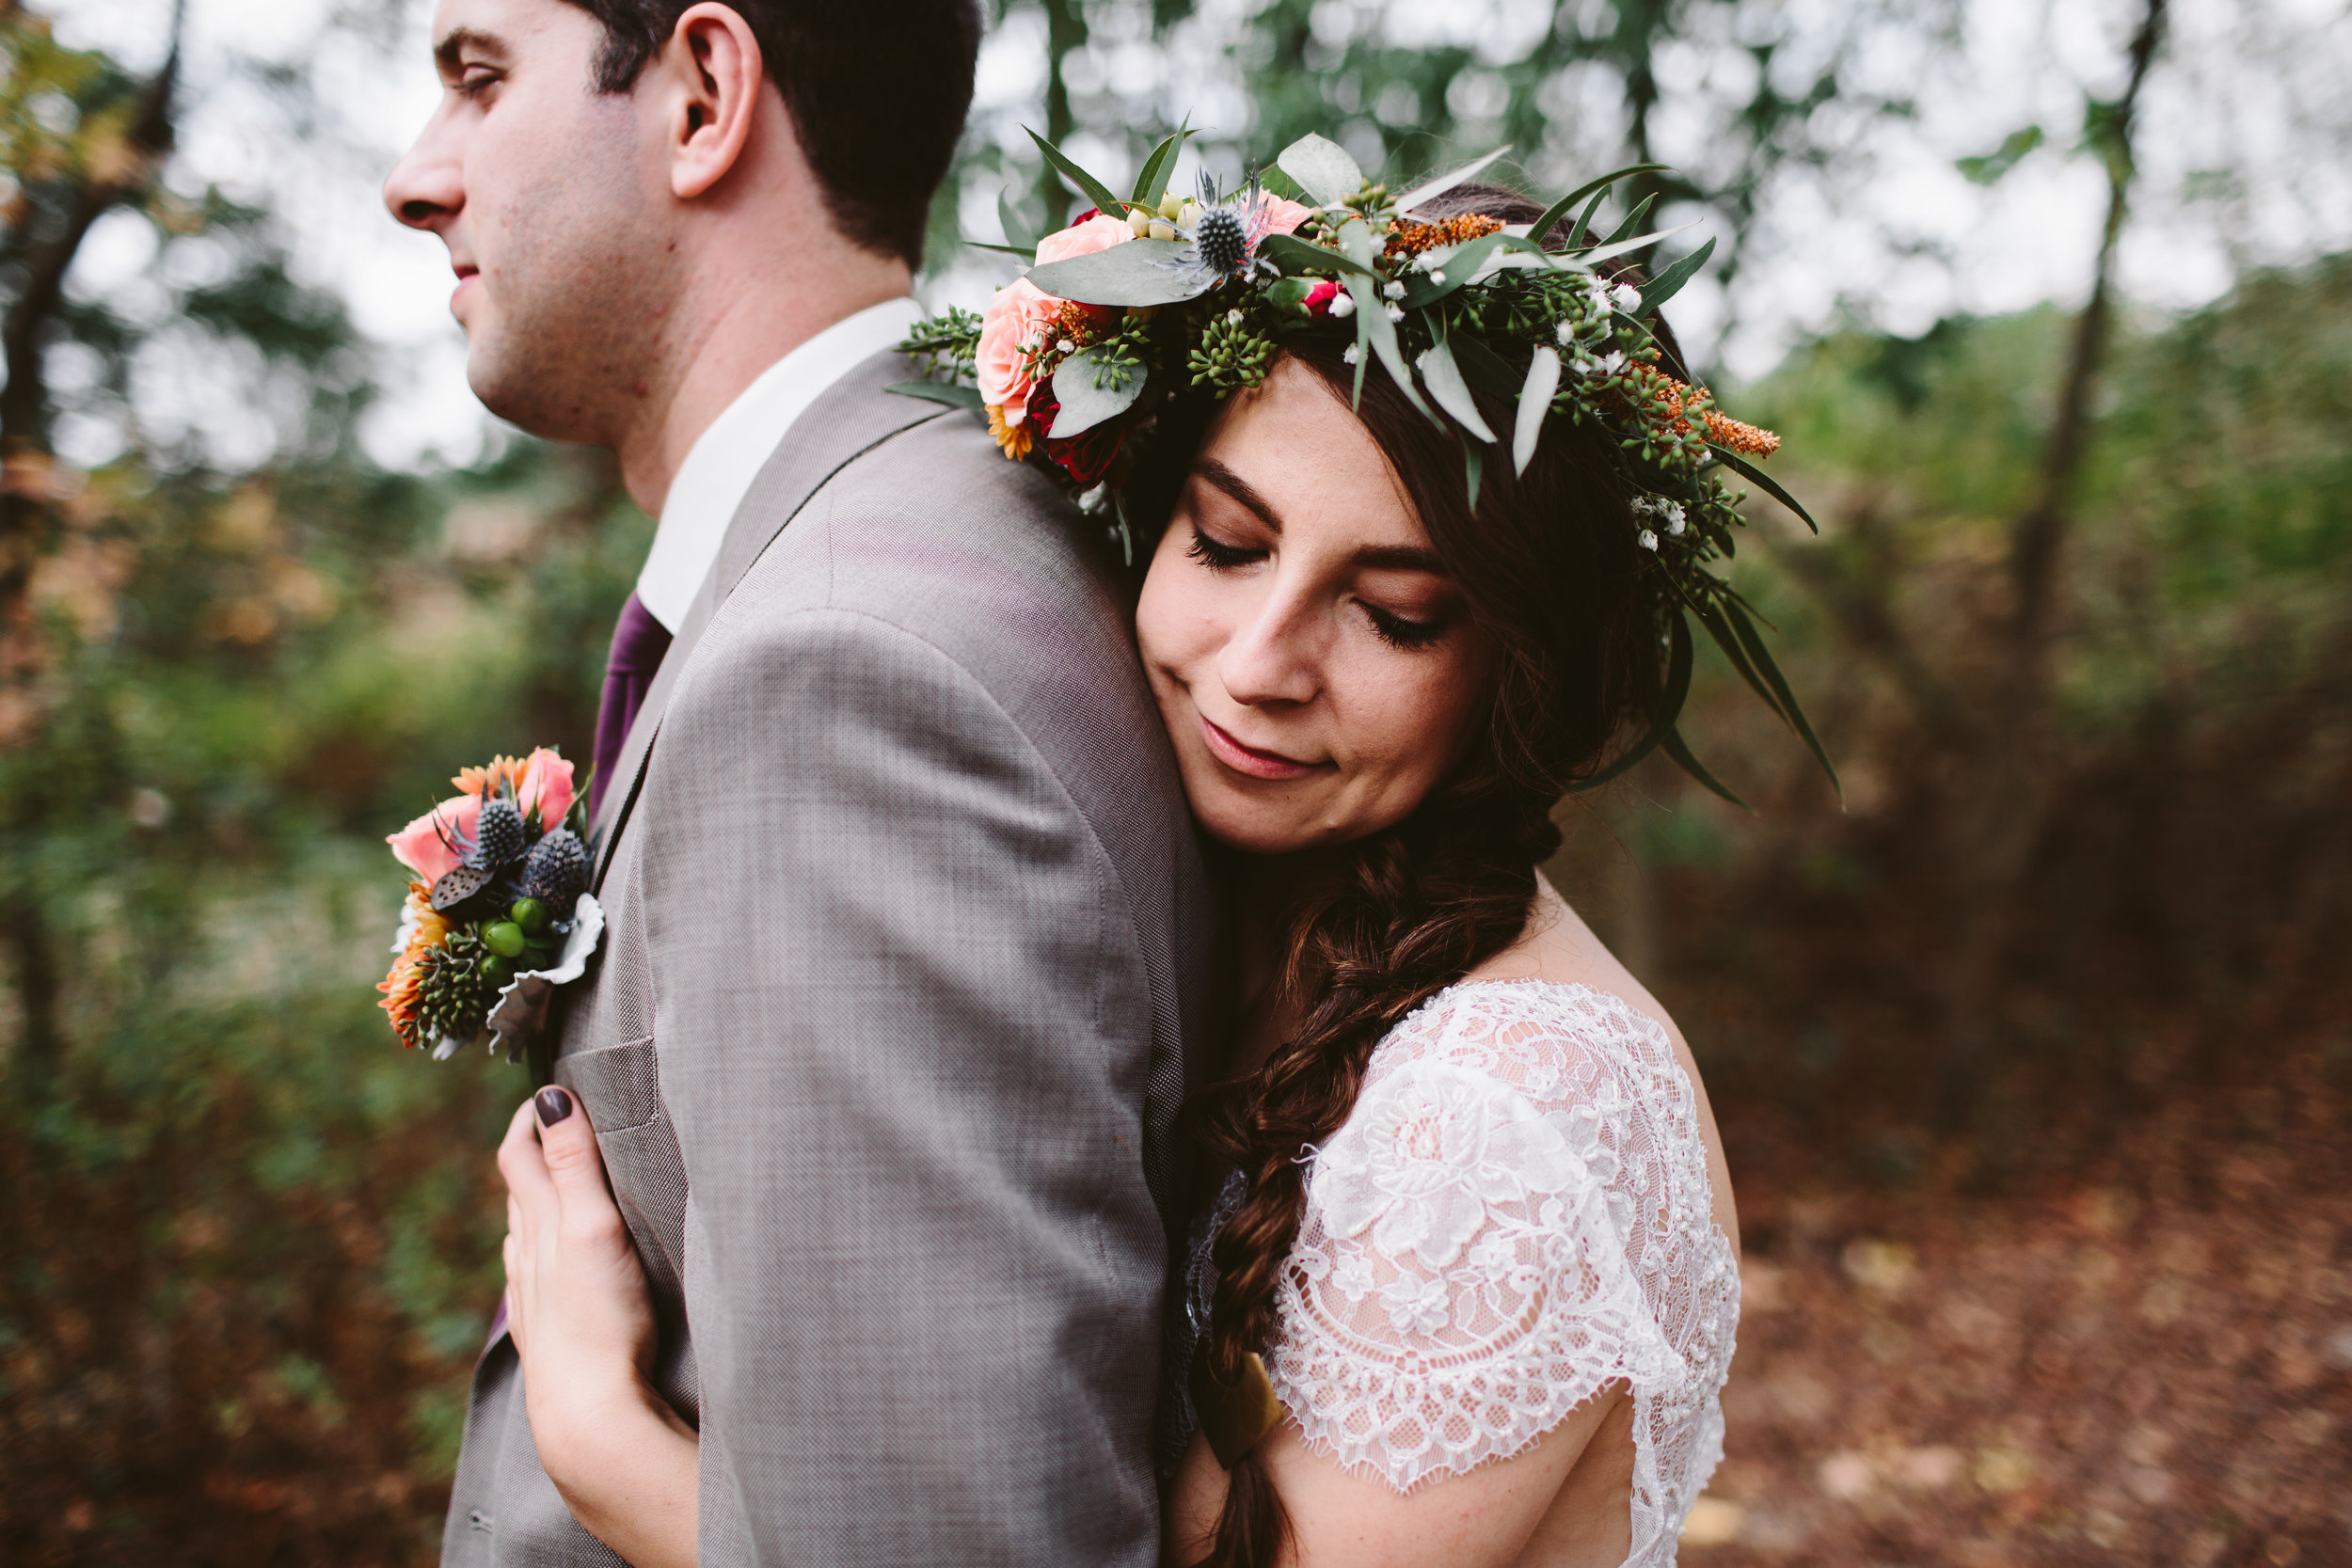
[434,26,505,75]
[1193,457,1284,532]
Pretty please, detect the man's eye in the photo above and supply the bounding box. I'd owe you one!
[1184,525,1263,572]
[459,66,501,96]
[1362,602,1446,651]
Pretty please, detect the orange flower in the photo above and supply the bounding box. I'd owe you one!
[988,403,1034,461]
[377,882,449,1047]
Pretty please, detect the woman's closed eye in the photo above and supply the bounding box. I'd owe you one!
[1185,522,1264,572]
[1361,600,1448,651]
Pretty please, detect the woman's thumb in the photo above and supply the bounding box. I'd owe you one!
[532,1086,609,1201]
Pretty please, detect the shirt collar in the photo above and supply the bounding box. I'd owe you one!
[634,295,924,631]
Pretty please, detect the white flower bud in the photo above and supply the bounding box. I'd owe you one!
[1385,302,1405,323]
[1638,529,1659,551]
[1343,343,1361,365]
[1330,292,1357,318]
[1383,279,1405,300]
[1227,309,1244,325]
[1127,208,1152,238]
[1612,283,1642,313]
[1149,220,1177,242]
[1430,270,1446,284]
[1554,320,1575,345]
[1057,339,1075,355]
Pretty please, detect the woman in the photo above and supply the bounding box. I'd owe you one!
[498,154,1801,1567]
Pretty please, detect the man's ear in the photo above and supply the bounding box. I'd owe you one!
[658,3,765,200]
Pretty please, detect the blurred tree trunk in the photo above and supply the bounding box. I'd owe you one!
[1036,0,1089,230]
[0,7,181,1086]
[1933,0,2168,1130]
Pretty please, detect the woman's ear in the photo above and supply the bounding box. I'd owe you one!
[656,2,765,201]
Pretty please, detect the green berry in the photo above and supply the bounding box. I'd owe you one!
[483,921,526,958]
[510,897,548,935]
[476,952,513,986]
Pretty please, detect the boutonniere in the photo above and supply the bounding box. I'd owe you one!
[377,747,603,1061]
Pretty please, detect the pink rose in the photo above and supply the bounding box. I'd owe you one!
[1256,195,1315,237]
[976,278,1057,427]
[1034,210,1135,266]
[389,794,477,884]
[510,746,575,831]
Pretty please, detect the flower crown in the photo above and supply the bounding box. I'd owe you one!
[896,131,1835,801]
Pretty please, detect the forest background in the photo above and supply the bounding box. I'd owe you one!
[0,0,2346,1562]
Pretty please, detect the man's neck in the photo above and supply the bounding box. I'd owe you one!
[614,250,911,518]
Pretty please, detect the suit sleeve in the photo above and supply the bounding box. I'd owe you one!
[636,605,1165,1568]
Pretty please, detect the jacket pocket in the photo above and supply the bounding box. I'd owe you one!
[555,1034,661,1133]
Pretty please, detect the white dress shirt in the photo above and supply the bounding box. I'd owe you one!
[635,296,924,632]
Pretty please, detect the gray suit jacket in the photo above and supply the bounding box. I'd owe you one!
[439,352,1217,1566]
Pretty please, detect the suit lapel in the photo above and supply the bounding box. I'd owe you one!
[589,352,953,888]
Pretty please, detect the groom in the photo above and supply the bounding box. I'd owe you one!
[385,2,1215,1563]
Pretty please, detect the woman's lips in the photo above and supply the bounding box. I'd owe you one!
[1200,715,1323,781]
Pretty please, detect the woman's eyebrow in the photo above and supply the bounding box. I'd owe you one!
[1353,544,1446,574]
[1193,458,1284,532]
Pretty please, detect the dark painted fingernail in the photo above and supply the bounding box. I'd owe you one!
[534,1086,573,1126]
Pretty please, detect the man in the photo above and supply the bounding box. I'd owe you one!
[383,3,1215,1562]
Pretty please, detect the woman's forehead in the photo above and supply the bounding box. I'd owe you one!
[1203,360,1426,548]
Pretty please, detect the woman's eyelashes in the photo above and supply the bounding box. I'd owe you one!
[1184,522,1264,571]
[1361,601,1447,651]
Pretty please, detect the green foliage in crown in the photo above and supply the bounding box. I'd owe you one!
[895,130,1836,802]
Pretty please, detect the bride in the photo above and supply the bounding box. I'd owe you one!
[493,150,1810,1567]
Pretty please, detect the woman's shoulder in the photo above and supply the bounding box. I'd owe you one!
[1368,974,1677,1115]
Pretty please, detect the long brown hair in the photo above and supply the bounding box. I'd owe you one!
[1184,185,1676,1566]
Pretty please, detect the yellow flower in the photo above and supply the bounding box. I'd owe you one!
[988,403,1034,461]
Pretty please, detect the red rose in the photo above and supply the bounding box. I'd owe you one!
[1304,279,1343,317]
[1025,381,1124,488]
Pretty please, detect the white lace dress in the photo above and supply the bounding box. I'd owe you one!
[1184,979,1740,1567]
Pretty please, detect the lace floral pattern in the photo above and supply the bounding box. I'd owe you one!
[1186,979,1740,1567]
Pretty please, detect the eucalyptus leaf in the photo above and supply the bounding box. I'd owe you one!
[998,190,1038,255]
[1722,596,1840,792]
[1513,345,1561,476]
[1460,427,1485,511]
[1026,238,1207,307]
[1531,162,1671,245]
[1418,339,1498,443]
[962,239,1038,261]
[885,380,984,410]
[1566,222,1701,272]
[1396,231,1508,309]
[1048,344,1145,437]
[1567,187,1609,248]
[1278,133,1364,207]
[1708,445,1817,533]
[1637,234,1715,316]
[1396,146,1511,214]
[1131,123,1193,206]
[1449,335,1521,400]
[1684,588,1789,725]
[1602,193,1659,247]
[1662,727,1750,809]
[1260,231,1376,278]
[1025,127,1127,220]
[1338,219,1434,421]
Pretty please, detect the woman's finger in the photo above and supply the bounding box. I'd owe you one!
[529,1087,622,1241]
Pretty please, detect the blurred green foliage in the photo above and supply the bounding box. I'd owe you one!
[0,2,2344,1562]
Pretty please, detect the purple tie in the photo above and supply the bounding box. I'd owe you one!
[590,591,674,818]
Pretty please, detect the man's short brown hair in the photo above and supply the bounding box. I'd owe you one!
[564,0,980,269]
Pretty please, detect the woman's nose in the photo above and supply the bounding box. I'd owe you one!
[1216,588,1321,707]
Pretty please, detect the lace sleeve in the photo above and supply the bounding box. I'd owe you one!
[1263,986,1701,1495]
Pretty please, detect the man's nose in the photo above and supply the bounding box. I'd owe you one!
[384,119,463,233]
[1217,588,1322,708]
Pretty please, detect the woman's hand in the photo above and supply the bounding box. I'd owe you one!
[499,1086,698,1568]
